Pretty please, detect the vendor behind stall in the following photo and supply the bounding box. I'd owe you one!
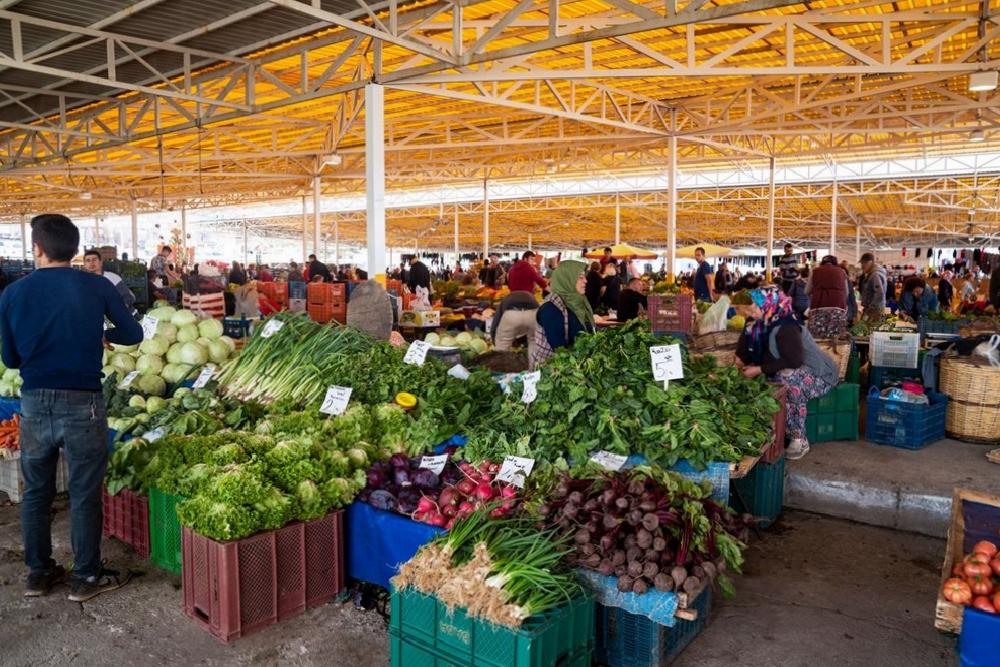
[529,260,595,369]
[736,287,838,461]
[899,276,939,321]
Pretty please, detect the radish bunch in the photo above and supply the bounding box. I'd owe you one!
[412,460,520,529]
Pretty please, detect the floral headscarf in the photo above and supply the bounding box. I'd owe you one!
[747,287,799,365]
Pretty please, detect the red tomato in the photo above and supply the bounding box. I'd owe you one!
[993,591,1000,611]
[973,541,999,559]
[964,561,993,579]
[970,575,995,596]
[953,561,966,577]
[991,558,1000,577]
[972,596,996,614]
[943,578,973,605]
[966,552,990,566]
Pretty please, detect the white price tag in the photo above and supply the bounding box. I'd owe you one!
[650,344,684,383]
[144,427,166,443]
[418,454,449,475]
[141,315,158,339]
[521,370,541,404]
[260,319,284,338]
[496,455,535,488]
[403,340,431,366]
[319,386,352,416]
[590,450,628,471]
[119,370,140,389]
[192,364,216,389]
[447,364,471,380]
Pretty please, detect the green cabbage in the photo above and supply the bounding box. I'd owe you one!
[111,353,136,373]
[170,309,198,328]
[166,342,184,364]
[147,305,177,321]
[179,342,208,365]
[137,374,166,396]
[176,324,199,343]
[156,321,178,343]
[198,318,225,339]
[136,354,164,376]
[207,340,230,364]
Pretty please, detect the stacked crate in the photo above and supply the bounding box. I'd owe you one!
[307,282,346,324]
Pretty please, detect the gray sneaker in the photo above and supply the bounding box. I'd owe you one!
[786,438,810,460]
[67,567,132,602]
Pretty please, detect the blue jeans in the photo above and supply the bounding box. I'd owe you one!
[19,389,107,580]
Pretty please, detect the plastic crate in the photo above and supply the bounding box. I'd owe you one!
[306,282,346,304]
[845,350,861,384]
[865,389,948,450]
[181,511,344,642]
[102,486,150,559]
[805,407,859,443]
[389,588,593,667]
[595,587,711,667]
[870,331,920,369]
[222,317,252,339]
[731,456,785,528]
[647,294,694,334]
[307,302,346,324]
[0,455,69,503]
[762,384,787,463]
[288,281,307,300]
[389,633,592,667]
[807,383,860,415]
[0,397,19,420]
[149,487,185,575]
[288,298,306,313]
[918,317,967,336]
[868,365,923,390]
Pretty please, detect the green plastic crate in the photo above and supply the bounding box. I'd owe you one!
[389,588,593,667]
[845,351,861,385]
[731,456,786,528]
[390,633,592,667]
[807,383,860,415]
[149,488,185,575]
[806,407,859,443]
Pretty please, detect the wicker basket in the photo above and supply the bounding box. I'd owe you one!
[946,400,1000,444]
[940,355,1000,443]
[958,319,1000,339]
[690,329,741,352]
[694,346,738,367]
[814,337,852,381]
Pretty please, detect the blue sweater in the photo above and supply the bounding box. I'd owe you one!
[0,267,144,391]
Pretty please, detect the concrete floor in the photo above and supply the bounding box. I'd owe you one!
[0,497,955,667]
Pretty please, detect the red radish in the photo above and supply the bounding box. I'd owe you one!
[456,479,476,496]
[439,487,460,507]
[502,499,518,511]
[417,496,436,514]
[479,474,494,483]
[500,486,517,499]
[488,463,501,474]
[445,519,455,530]
[458,501,475,513]
[442,504,458,518]
[475,482,495,501]
[489,508,505,518]
[412,511,426,522]
[425,511,446,527]
[478,461,491,473]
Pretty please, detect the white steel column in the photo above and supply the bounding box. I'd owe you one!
[365,83,387,277]
[94,216,100,245]
[528,234,533,252]
[301,195,308,261]
[243,220,249,264]
[482,178,489,258]
[334,218,340,266]
[830,163,838,257]
[20,214,27,260]
[453,204,459,264]
[130,200,138,258]
[766,157,776,282]
[855,224,861,263]
[666,135,677,275]
[614,192,621,245]
[312,176,321,258]
[180,204,187,266]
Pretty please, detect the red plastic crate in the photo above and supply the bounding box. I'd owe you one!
[307,282,346,304]
[647,293,694,334]
[273,282,288,306]
[762,383,787,463]
[307,302,346,324]
[181,511,344,643]
[101,486,151,560]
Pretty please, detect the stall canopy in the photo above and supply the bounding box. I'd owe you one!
[676,244,731,258]
[584,243,658,260]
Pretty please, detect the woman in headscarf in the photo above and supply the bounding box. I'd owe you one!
[530,259,595,369]
[736,287,839,461]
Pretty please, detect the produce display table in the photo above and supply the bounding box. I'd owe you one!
[346,501,443,589]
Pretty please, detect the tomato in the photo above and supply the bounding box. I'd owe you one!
[973,541,999,559]
[991,558,1000,577]
[964,561,993,579]
[971,596,997,613]
[966,552,989,566]
[993,591,1000,611]
[970,575,995,596]
[943,578,973,605]
[953,561,966,577]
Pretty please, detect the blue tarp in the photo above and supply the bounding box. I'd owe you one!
[624,454,730,504]
[346,501,444,589]
[0,397,19,421]
[576,568,680,627]
[960,607,1000,667]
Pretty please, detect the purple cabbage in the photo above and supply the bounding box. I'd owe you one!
[397,488,421,513]
[369,490,398,512]
[389,453,409,469]
[413,469,440,490]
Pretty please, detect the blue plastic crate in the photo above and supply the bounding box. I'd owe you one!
[288,281,307,300]
[222,317,252,339]
[0,397,19,421]
[869,365,923,390]
[864,389,948,450]
[730,456,785,527]
[595,587,711,667]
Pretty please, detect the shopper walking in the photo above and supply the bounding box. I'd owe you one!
[806,255,849,338]
[858,253,887,322]
[692,247,714,303]
[0,215,143,600]
[735,287,838,461]
[530,260,595,369]
[82,250,135,311]
[507,251,548,293]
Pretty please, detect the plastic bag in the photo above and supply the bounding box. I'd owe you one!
[972,334,1000,368]
[411,285,432,311]
[698,295,731,334]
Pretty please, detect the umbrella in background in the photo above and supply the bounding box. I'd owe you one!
[583,243,658,260]
[676,243,731,258]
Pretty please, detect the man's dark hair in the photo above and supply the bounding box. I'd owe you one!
[83,248,102,260]
[308,254,317,261]
[161,245,172,254]
[696,246,706,255]
[30,214,79,262]
[784,243,793,250]
[603,246,612,253]
[521,251,535,260]
[483,258,490,266]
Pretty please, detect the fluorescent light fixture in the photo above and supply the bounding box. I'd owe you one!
[970,128,986,142]
[323,154,342,166]
[738,214,746,221]
[969,71,998,92]
[80,191,92,200]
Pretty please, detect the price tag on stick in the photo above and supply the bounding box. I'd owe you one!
[650,344,684,386]
[141,315,158,339]
[419,454,449,475]
[590,450,628,471]
[119,370,140,389]
[144,427,166,443]
[521,370,541,404]
[496,455,535,488]
[319,386,352,416]
[403,340,431,366]
[192,364,216,389]
[447,364,471,380]
[260,319,284,339]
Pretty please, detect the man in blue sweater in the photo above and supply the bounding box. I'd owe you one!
[0,214,143,601]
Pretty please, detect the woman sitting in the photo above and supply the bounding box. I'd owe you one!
[529,260,595,369]
[899,276,939,321]
[736,287,839,461]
